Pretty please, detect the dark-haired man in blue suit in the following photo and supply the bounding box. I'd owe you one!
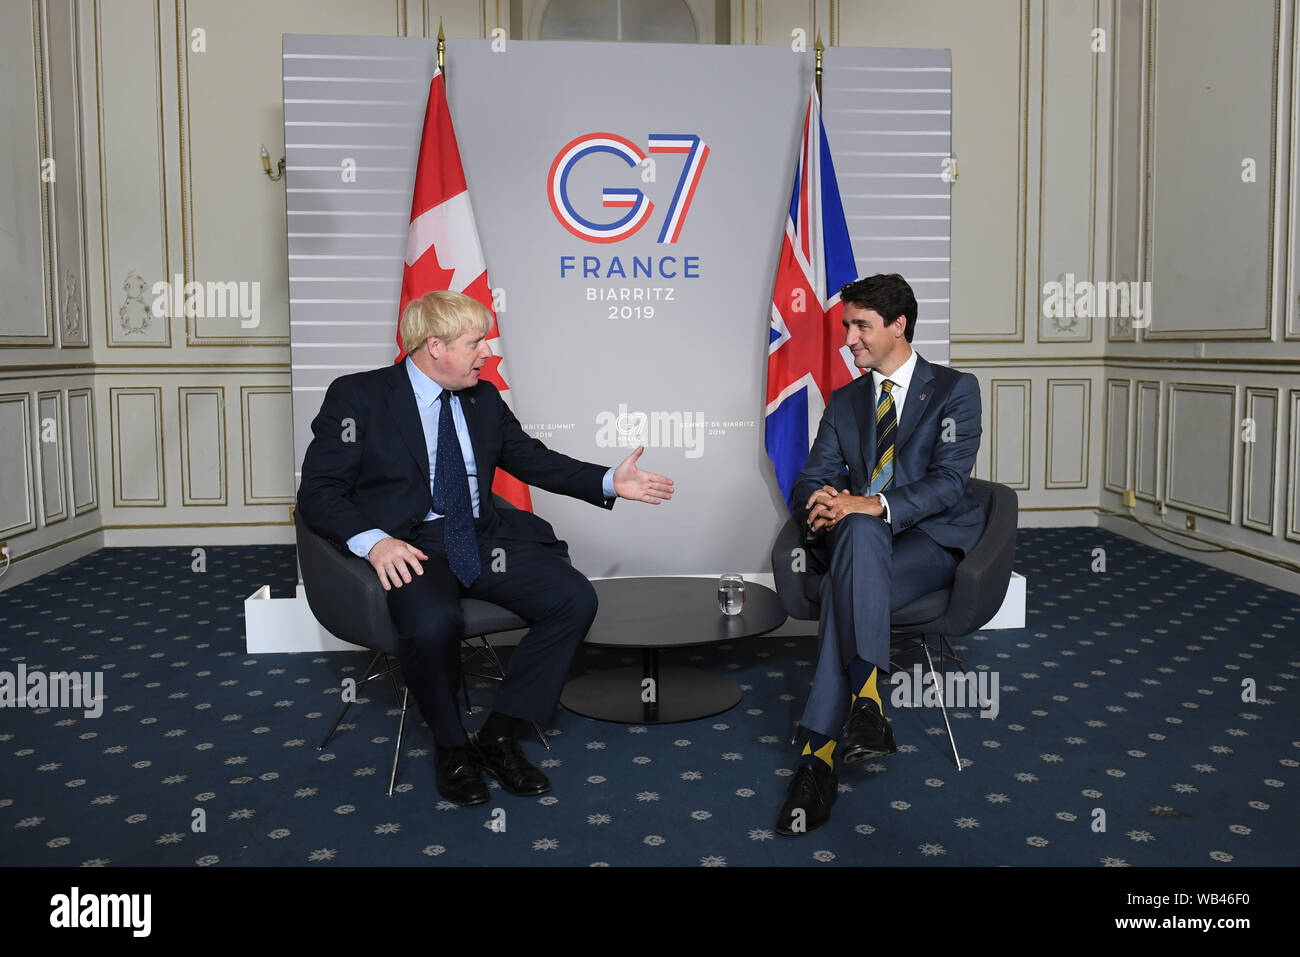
[776,273,986,835]
[298,291,674,807]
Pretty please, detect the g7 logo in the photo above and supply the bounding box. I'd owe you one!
[547,132,710,244]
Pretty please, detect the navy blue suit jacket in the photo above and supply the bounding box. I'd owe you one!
[792,353,987,557]
[297,363,612,555]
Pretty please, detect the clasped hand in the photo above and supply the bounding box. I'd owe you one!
[805,486,881,532]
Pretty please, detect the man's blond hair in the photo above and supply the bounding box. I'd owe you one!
[399,290,490,355]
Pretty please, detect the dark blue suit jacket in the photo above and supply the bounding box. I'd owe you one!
[792,354,987,557]
[297,363,613,554]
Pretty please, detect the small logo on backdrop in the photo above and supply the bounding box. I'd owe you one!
[595,403,704,459]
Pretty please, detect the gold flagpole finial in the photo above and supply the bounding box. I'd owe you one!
[815,29,824,97]
[437,18,445,71]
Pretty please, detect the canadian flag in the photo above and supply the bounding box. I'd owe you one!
[397,68,533,512]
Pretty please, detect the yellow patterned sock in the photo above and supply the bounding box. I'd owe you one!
[849,658,883,715]
[799,732,837,770]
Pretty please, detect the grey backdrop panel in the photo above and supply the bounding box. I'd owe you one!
[284,35,951,576]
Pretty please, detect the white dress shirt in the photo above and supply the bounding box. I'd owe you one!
[870,347,918,525]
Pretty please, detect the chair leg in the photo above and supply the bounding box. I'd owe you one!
[477,635,508,675]
[317,649,384,750]
[461,670,474,716]
[387,686,408,797]
[471,636,513,689]
[458,634,546,748]
[461,634,498,713]
[938,634,966,671]
[317,651,411,796]
[921,637,962,771]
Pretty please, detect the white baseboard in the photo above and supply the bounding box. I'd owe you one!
[1098,514,1300,596]
[105,525,295,547]
[0,531,105,593]
[1015,509,1100,528]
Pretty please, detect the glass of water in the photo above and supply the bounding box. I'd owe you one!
[718,574,745,616]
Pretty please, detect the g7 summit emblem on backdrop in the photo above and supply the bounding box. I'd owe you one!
[547,132,710,244]
[549,132,708,315]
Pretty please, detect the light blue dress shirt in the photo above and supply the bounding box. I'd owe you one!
[346,357,615,558]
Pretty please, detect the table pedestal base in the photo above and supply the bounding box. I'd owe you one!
[561,649,741,723]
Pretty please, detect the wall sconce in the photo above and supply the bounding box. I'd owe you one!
[260,144,285,182]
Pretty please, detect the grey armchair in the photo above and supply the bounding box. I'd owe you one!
[770,478,1019,768]
[296,497,543,795]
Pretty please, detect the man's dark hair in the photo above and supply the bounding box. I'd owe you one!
[840,273,918,342]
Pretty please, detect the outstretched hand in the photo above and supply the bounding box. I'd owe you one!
[613,446,675,504]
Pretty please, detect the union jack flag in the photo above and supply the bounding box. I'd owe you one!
[764,84,860,508]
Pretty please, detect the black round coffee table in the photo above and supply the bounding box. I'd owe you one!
[559,576,787,724]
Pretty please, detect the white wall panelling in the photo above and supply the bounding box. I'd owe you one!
[1287,389,1300,541]
[1241,386,1279,533]
[991,378,1031,490]
[35,389,69,524]
[44,0,91,348]
[1,2,55,344]
[109,386,166,506]
[1143,0,1280,341]
[1164,382,1236,522]
[67,386,98,515]
[1133,377,1160,502]
[1045,378,1091,488]
[240,386,295,506]
[1104,377,1129,493]
[0,395,38,536]
[179,386,226,505]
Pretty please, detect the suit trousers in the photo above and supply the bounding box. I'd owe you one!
[800,512,959,738]
[385,516,598,748]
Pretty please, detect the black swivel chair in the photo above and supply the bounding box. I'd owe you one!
[296,497,543,795]
[770,478,1018,769]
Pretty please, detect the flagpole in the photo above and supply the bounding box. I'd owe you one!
[814,29,824,100]
[437,18,445,71]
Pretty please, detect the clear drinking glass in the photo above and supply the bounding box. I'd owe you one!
[717,574,745,616]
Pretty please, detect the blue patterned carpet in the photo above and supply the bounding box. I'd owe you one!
[0,528,1296,867]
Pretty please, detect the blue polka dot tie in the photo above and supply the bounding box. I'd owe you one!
[433,391,480,587]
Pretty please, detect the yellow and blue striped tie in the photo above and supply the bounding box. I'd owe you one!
[868,380,896,495]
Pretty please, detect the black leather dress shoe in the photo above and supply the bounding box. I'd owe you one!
[435,745,489,806]
[776,762,838,836]
[839,702,898,765]
[470,731,551,796]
